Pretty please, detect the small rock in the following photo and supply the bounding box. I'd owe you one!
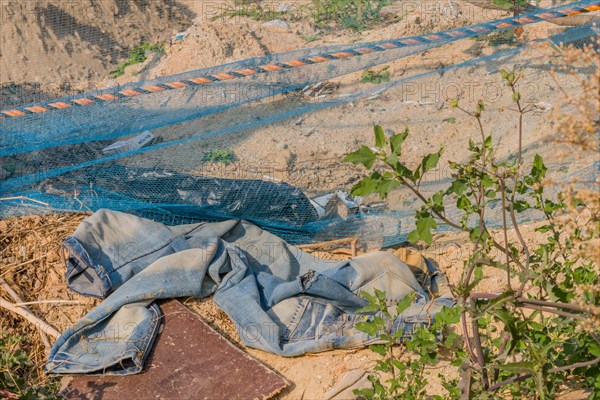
[276,142,288,150]
[295,117,304,125]
[384,128,395,136]
[533,101,552,113]
[378,4,402,21]
[277,3,294,12]
[303,127,316,137]
[262,19,291,31]
[271,149,296,172]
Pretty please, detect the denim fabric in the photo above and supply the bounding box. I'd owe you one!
[46,209,454,375]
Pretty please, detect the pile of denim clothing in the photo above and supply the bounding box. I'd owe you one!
[46,209,454,375]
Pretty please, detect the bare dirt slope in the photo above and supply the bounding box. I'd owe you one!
[0,0,194,106]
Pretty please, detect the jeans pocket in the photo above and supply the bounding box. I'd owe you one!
[282,298,347,344]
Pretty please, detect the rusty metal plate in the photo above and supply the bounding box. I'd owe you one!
[62,300,289,400]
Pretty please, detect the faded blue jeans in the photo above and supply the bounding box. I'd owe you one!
[46,209,454,375]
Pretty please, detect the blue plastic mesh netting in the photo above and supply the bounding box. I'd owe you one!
[1,0,599,246]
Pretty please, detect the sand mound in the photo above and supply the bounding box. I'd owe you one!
[0,0,194,107]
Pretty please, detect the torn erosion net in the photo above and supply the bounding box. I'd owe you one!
[1,0,599,246]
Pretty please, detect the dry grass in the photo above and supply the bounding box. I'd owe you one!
[0,213,98,388]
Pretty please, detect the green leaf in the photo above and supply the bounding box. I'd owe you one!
[395,163,415,182]
[457,195,471,211]
[374,125,386,148]
[469,226,489,242]
[355,321,380,337]
[343,145,377,169]
[376,180,400,199]
[589,341,600,357]
[495,361,535,373]
[530,154,547,181]
[491,308,519,351]
[434,305,462,326]
[390,128,409,155]
[369,344,387,357]
[353,388,374,399]
[474,265,483,282]
[421,148,444,174]
[410,215,438,244]
[407,229,420,243]
[431,191,445,213]
[484,135,492,148]
[448,180,467,196]
[350,172,400,200]
[513,200,530,212]
[350,175,381,197]
[481,174,494,187]
[396,293,415,315]
[357,304,381,314]
[360,291,377,303]
[385,152,399,169]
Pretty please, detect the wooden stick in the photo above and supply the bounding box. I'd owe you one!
[0,196,50,207]
[297,237,359,251]
[14,299,83,306]
[0,254,50,277]
[0,278,52,349]
[0,389,19,399]
[0,297,60,338]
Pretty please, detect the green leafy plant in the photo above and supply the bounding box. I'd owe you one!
[361,66,391,84]
[493,0,529,11]
[216,0,389,32]
[345,69,600,398]
[300,33,323,43]
[0,334,60,399]
[202,148,236,164]
[213,3,295,22]
[353,291,462,399]
[111,42,165,78]
[311,0,390,31]
[477,29,520,47]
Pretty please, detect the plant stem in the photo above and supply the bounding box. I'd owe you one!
[0,298,60,338]
[395,167,526,271]
[471,318,489,389]
[507,81,531,297]
[500,180,512,290]
[461,311,479,364]
[489,355,600,392]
